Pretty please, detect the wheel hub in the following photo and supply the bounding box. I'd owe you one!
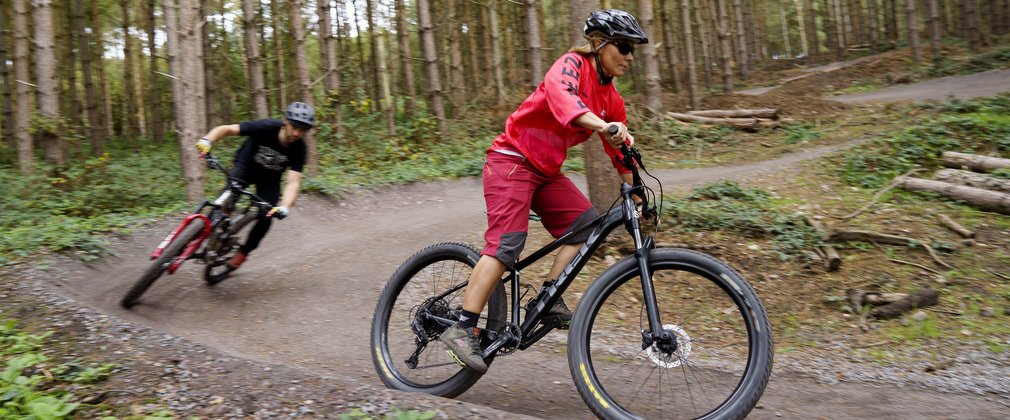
[645,324,691,368]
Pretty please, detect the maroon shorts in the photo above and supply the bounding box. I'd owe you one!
[481,152,599,268]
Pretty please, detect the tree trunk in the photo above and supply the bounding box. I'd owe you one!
[900,178,1010,214]
[934,168,1010,193]
[793,0,810,57]
[779,1,793,58]
[375,24,396,136]
[33,0,66,165]
[462,0,481,102]
[168,0,207,202]
[658,4,682,92]
[525,0,545,87]
[732,0,749,77]
[682,0,701,109]
[288,0,317,174]
[489,3,507,108]
[866,0,880,52]
[417,0,447,132]
[927,0,942,58]
[120,0,139,140]
[364,0,381,111]
[906,0,922,64]
[693,0,713,91]
[446,0,466,108]
[243,0,268,118]
[636,0,662,113]
[964,0,980,50]
[395,0,417,117]
[822,0,842,58]
[884,0,898,40]
[942,151,1010,172]
[0,1,14,150]
[13,0,32,174]
[716,0,735,92]
[269,0,285,111]
[802,0,819,55]
[61,2,81,129]
[145,0,164,142]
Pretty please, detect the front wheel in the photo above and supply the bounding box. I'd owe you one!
[121,220,206,308]
[568,248,773,420]
[370,242,507,398]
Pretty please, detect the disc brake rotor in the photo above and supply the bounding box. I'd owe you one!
[645,324,692,368]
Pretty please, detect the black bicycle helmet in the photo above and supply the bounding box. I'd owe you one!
[284,102,315,128]
[584,9,649,44]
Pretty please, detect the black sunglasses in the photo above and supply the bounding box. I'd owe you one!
[612,41,635,56]
[288,121,313,130]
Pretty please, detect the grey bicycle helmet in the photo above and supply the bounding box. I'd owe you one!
[284,102,315,128]
[584,9,649,44]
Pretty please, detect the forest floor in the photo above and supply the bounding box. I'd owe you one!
[3,46,1010,419]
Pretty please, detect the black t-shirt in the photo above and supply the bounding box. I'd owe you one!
[234,119,306,184]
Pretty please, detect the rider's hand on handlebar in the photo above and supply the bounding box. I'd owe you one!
[267,206,289,219]
[600,123,635,148]
[195,138,213,156]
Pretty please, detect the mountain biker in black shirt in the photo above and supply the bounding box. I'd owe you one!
[194,102,313,270]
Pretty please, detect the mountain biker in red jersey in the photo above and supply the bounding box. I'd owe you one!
[193,102,313,271]
[440,9,648,372]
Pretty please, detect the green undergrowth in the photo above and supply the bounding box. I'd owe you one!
[839,93,1010,188]
[0,320,114,419]
[661,180,821,260]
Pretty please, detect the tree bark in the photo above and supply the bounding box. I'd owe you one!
[715,0,735,92]
[446,0,466,108]
[395,0,417,118]
[900,177,1010,214]
[269,0,285,111]
[934,168,1010,193]
[0,1,14,149]
[168,0,207,202]
[870,289,940,319]
[866,0,880,52]
[121,0,141,139]
[13,0,33,174]
[802,0,820,55]
[636,0,662,113]
[488,2,506,108]
[288,0,317,174]
[942,151,1010,172]
[732,0,750,77]
[417,0,447,132]
[145,0,164,142]
[905,0,922,65]
[244,0,268,118]
[693,0,713,91]
[375,24,396,136]
[927,0,942,58]
[658,3,682,92]
[687,108,780,118]
[681,0,701,110]
[778,1,793,58]
[525,0,545,87]
[937,213,975,238]
[33,0,66,165]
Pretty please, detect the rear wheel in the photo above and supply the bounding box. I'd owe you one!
[371,242,507,398]
[121,220,206,308]
[568,248,773,420]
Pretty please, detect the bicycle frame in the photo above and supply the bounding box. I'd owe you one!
[484,180,659,355]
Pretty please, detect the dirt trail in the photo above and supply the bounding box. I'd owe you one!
[38,135,1009,418]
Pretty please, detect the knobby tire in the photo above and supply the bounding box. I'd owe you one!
[121,220,206,308]
[371,242,507,398]
[568,248,773,420]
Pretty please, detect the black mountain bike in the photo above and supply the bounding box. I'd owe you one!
[120,153,280,308]
[371,139,773,419]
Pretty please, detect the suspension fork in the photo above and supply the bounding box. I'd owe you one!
[622,185,668,346]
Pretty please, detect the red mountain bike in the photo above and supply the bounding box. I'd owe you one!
[120,153,280,308]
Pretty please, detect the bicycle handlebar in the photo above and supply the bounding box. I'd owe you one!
[203,153,279,217]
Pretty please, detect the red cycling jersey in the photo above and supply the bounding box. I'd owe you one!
[487,52,631,177]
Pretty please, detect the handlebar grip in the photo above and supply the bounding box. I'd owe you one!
[607,124,619,135]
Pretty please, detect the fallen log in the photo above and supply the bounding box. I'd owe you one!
[665,112,765,131]
[826,229,953,268]
[937,214,975,239]
[687,108,780,119]
[803,215,841,271]
[870,288,940,320]
[941,151,1010,172]
[934,168,1010,193]
[899,177,1010,215]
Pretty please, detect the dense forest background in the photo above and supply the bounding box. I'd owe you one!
[2,0,1008,199]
